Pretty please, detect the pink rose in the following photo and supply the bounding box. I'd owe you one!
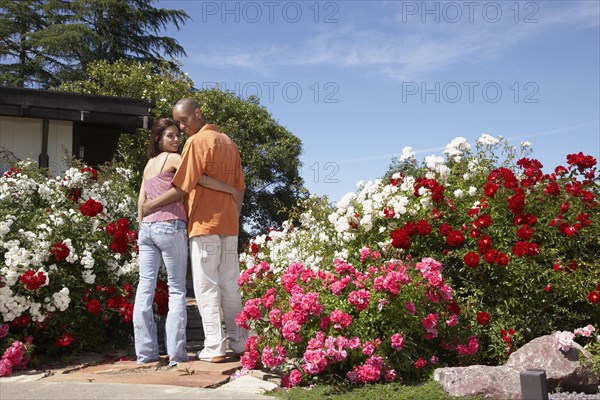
[0,324,9,339]
[555,331,575,352]
[0,359,12,377]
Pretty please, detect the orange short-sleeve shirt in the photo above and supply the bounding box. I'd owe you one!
[172,124,245,238]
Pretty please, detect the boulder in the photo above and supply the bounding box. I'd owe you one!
[506,334,599,393]
[434,365,521,399]
[434,333,599,399]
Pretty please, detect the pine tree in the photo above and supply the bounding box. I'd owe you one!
[0,0,57,87]
[0,0,189,88]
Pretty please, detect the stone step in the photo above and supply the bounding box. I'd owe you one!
[156,297,205,344]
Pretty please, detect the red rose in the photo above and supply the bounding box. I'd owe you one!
[79,198,103,217]
[516,224,533,240]
[508,189,525,215]
[154,280,169,316]
[80,167,98,181]
[50,242,70,261]
[463,251,480,268]
[484,182,499,198]
[383,208,395,219]
[390,228,411,249]
[55,333,75,347]
[416,219,432,236]
[475,215,492,229]
[484,249,498,264]
[577,213,591,226]
[119,302,134,323]
[110,238,129,254]
[495,253,509,267]
[66,188,82,203]
[476,311,490,326]
[106,295,125,309]
[403,221,418,236]
[116,218,130,231]
[10,314,31,329]
[446,230,464,247]
[544,182,560,196]
[566,152,597,172]
[587,290,600,303]
[447,302,461,315]
[512,241,540,257]
[19,270,47,291]
[86,299,102,315]
[124,283,134,299]
[477,235,492,254]
[439,223,452,236]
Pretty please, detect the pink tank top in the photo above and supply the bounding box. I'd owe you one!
[141,172,187,223]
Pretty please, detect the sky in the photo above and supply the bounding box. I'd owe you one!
[157,0,600,202]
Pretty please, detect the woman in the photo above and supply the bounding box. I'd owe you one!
[133,118,238,366]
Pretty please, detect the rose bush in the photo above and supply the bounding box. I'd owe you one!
[238,135,599,386]
[0,159,168,374]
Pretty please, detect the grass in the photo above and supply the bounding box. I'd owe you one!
[269,378,484,400]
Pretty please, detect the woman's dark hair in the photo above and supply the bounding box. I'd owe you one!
[147,118,180,158]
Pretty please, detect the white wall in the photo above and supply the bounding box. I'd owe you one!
[47,120,73,177]
[0,116,72,176]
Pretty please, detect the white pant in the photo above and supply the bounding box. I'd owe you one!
[189,235,248,357]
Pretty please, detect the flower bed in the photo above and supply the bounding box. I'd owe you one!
[0,161,148,375]
[238,136,599,386]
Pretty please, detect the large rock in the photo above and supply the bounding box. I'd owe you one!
[506,334,599,393]
[434,365,521,399]
[435,333,599,399]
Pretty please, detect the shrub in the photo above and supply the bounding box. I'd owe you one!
[238,135,599,386]
[0,159,142,370]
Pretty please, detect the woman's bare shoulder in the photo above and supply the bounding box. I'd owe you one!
[168,153,182,170]
[142,160,153,177]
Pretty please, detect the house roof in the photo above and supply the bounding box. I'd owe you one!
[0,87,154,132]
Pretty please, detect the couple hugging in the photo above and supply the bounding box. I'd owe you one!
[134,98,247,367]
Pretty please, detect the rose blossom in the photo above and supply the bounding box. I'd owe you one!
[414,358,427,369]
[384,369,396,382]
[391,333,405,351]
[555,331,575,352]
[289,369,302,386]
[348,289,370,311]
[477,311,490,326]
[0,359,12,377]
[0,324,9,339]
[79,198,103,217]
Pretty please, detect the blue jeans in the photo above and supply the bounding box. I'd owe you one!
[134,220,188,366]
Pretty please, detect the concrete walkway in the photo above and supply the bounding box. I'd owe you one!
[0,349,278,400]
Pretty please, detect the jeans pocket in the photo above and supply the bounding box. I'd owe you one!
[152,220,187,235]
[138,224,150,244]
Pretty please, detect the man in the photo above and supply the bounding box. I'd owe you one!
[171,98,247,363]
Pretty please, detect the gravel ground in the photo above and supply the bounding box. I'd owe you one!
[549,392,600,400]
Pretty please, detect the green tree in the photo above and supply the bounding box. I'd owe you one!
[382,155,422,182]
[1,0,189,88]
[59,60,305,245]
[0,0,57,87]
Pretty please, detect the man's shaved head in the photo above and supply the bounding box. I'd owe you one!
[172,98,205,136]
[174,98,200,112]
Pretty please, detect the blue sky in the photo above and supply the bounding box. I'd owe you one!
[158,0,600,202]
